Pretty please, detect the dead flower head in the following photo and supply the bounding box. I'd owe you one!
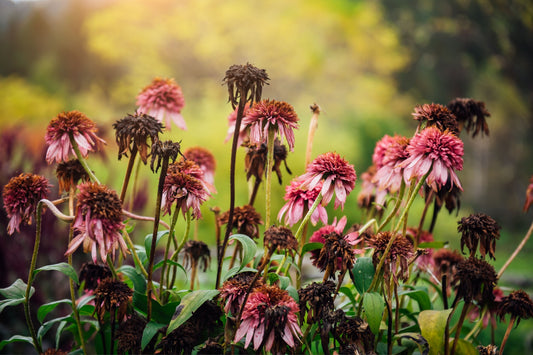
[447,97,491,137]
[458,213,500,260]
[453,257,498,304]
[94,278,133,323]
[368,231,414,282]
[218,204,263,239]
[113,112,163,164]
[223,63,269,109]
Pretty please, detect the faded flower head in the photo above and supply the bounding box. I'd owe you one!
[523,175,533,213]
[497,290,533,325]
[3,173,51,235]
[45,110,105,164]
[94,278,133,323]
[169,158,216,194]
[136,78,186,130]
[368,232,414,282]
[223,63,269,109]
[113,112,163,164]
[372,134,396,169]
[55,159,90,193]
[218,204,263,239]
[357,165,387,213]
[162,170,210,219]
[335,314,375,354]
[263,225,299,256]
[242,99,299,151]
[78,262,112,293]
[116,313,147,355]
[373,135,410,194]
[447,97,490,137]
[412,103,459,134]
[183,146,217,186]
[432,248,464,280]
[234,284,302,354]
[219,271,262,315]
[298,281,336,325]
[300,152,357,209]
[458,213,501,260]
[183,240,211,272]
[66,182,127,263]
[150,140,181,173]
[453,257,498,304]
[401,127,464,192]
[278,175,328,227]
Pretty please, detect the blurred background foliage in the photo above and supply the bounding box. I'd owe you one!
[1,0,533,350]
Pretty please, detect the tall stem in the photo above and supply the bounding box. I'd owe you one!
[499,315,516,355]
[305,104,320,167]
[69,133,100,184]
[294,195,323,243]
[377,181,406,233]
[119,146,138,202]
[451,301,471,355]
[264,129,276,229]
[169,210,192,291]
[498,219,533,278]
[160,209,180,298]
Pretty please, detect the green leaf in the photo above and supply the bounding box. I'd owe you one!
[153,259,187,278]
[339,286,357,307]
[286,285,299,302]
[362,292,384,336]
[267,273,290,289]
[418,309,453,355]
[0,335,34,351]
[399,287,432,311]
[34,263,79,284]
[166,289,219,335]
[119,265,147,293]
[352,257,375,295]
[56,320,68,348]
[144,230,170,256]
[301,242,323,255]
[222,266,257,281]
[37,315,70,341]
[418,241,447,249]
[452,338,478,355]
[38,299,72,323]
[0,279,33,313]
[142,321,165,350]
[229,234,257,270]
[132,291,180,324]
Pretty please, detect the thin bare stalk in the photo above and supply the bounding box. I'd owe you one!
[119,145,138,202]
[69,133,100,184]
[305,103,320,167]
[122,209,170,229]
[498,219,533,278]
[499,315,516,355]
[264,128,276,229]
[160,209,180,298]
[451,301,471,355]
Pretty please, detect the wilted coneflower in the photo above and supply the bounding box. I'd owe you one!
[278,175,328,227]
[150,140,181,173]
[65,182,127,263]
[400,127,464,192]
[94,278,133,324]
[219,271,263,315]
[218,204,263,239]
[78,262,112,293]
[452,257,498,305]
[432,248,464,281]
[116,313,147,355]
[183,240,211,289]
[298,281,336,325]
[242,99,299,152]
[263,225,299,257]
[45,110,105,164]
[300,152,357,209]
[112,112,163,164]
[55,159,90,194]
[335,314,375,354]
[136,78,186,131]
[497,290,533,354]
[357,165,387,214]
[373,135,410,194]
[3,173,51,235]
[161,170,210,220]
[225,103,251,144]
[523,175,533,213]
[183,146,217,187]
[244,139,292,185]
[223,63,269,109]
[234,284,302,354]
[458,213,501,260]
[412,103,459,135]
[168,158,216,194]
[368,231,414,282]
[447,97,491,137]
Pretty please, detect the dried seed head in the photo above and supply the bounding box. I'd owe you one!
[150,140,181,173]
[113,112,163,164]
[183,240,211,272]
[432,248,464,279]
[263,225,299,256]
[223,63,269,109]
[78,263,112,292]
[298,281,336,324]
[447,97,490,137]
[368,232,414,281]
[116,313,147,354]
[218,204,263,239]
[412,103,459,135]
[94,278,133,323]
[458,213,500,260]
[453,257,498,304]
[55,159,90,193]
[497,290,533,325]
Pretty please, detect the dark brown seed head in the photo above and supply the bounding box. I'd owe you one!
[218,204,263,239]
[183,240,211,272]
[298,281,336,324]
[452,257,498,304]
[113,112,163,164]
[412,103,459,135]
[55,159,90,193]
[497,290,533,324]
[94,278,133,323]
[263,225,298,256]
[150,140,181,173]
[222,63,269,109]
[458,213,500,260]
[447,97,490,137]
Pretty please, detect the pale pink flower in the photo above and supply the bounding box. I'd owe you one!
[400,127,464,191]
[357,165,387,210]
[234,284,302,354]
[161,170,210,219]
[136,78,186,130]
[45,110,105,164]
[225,103,251,145]
[277,176,328,227]
[66,182,127,263]
[2,173,51,235]
[183,146,217,187]
[372,134,396,169]
[299,152,357,209]
[242,99,299,151]
[373,135,410,193]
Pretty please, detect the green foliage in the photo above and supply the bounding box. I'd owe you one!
[418,309,453,355]
[166,290,220,335]
[0,279,33,313]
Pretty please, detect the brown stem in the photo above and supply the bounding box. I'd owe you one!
[119,145,138,202]
[451,301,471,355]
[498,219,533,278]
[415,189,434,245]
[248,177,262,206]
[500,315,515,355]
[190,259,198,290]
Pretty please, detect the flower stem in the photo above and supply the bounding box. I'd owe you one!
[294,194,323,243]
[69,133,100,184]
[122,209,170,229]
[264,128,276,229]
[160,209,180,298]
[169,210,192,291]
[498,218,533,279]
[499,315,516,355]
[451,301,471,355]
[377,181,406,233]
[122,229,148,277]
[119,145,138,202]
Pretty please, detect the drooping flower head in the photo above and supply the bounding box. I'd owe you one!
[452,257,498,305]
[298,281,336,325]
[169,158,216,194]
[357,165,387,213]
[497,290,533,325]
[150,140,181,173]
[94,278,133,323]
[300,152,357,209]
[263,225,299,257]
[78,262,112,293]
[372,135,410,193]
[458,213,501,260]
[432,248,464,280]
[161,169,210,220]
[401,127,464,192]
[278,175,328,227]
[242,99,299,151]
[55,159,90,193]
[234,284,302,354]
[3,173,51,235]
[219,271,262,315]
[523,175,533,213]
[368,231,414,282]
[223,63,269,109]
[136,78,186,130]
[66,182,127,263]
[112,112,163,164]
[335,313,376,354]
[243,139,291,184]
[218,204,263,239]
[447,97,491,137]
[45,110,105,164]
[182,240,211,272]
[183,146,217,186]
[412,103,459,135]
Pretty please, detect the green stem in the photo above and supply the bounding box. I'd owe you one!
[294,194,323,243]
[69,133,100,184]
[264,129,276,229]
[160,209,180,297]
[275,252,289,274]
[122,230,148,277]
[377,181,406,233]
[169,210,192,291]
[394,171,431,232]
[106,254,118,279]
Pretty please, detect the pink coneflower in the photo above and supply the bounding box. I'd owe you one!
[161,170,210,219]
[3,173,51,235]
[225,104,251,145]
[45,110,105,164]
[300,152,357,209]
[412,103,459,135]
[183,146,217,187]
[372,134,396,169]
[373,135,410,193]
[357,165,387,211]
[219,272,262,315]
[168,159,216,195]
[278,176,328,227]
[136,78,186,131]
[400,127,464,192]
[234,284,302,354]
[242,99,299,151]
[66,182,127,263]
